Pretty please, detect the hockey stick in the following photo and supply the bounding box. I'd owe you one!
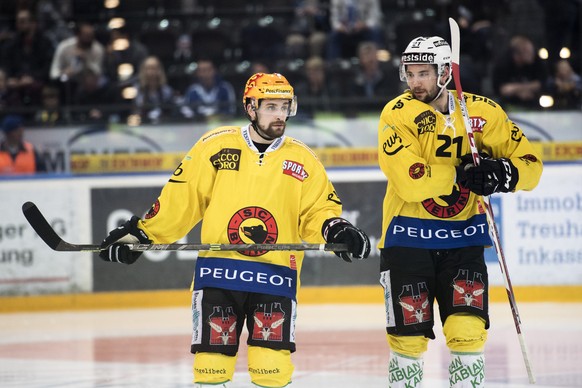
[22,201,348,253]
[448,18,536,384]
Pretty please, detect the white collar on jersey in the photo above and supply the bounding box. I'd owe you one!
[241,124,286,153]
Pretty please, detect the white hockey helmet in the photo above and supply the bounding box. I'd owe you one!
[399,36,452,88]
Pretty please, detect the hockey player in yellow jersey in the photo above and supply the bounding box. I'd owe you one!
[98,72,370,387]
[377,36,542,387]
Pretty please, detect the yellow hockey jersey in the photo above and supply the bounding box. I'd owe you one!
[138,124,342,299]
[377,90,543,249]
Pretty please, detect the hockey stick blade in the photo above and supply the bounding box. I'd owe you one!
[22,201,348,253]
[23,201,100,251]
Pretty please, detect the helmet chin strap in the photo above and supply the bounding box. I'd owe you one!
[429,70,451,104]
[430,85,446,103]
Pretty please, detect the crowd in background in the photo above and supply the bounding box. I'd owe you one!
[0,0,580,130]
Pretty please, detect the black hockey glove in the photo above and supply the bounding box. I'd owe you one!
[98,216,151,264]
[322,217,371,263]
[456,153,519,196]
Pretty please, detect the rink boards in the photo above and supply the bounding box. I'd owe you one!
[1,163,580,311]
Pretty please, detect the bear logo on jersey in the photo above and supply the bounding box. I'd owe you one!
[421,184,470,218]
[228,206,278,256]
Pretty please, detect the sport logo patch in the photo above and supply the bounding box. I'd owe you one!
[228,206,278,257]
[145,199,160,219]
[415,110,436,135]
[289,255,297,270]
[409,163,425,179]
[510,123,523,142]
[519,154,538,164]
[470,116,486,133]
[252,303,285,341]
[282,160,308,181]
[210,148,241,171]
[401,52,436,63]
[382,132,406,156]
[208,306,237,345]
[452,269,485,309]
[433,39,448,47]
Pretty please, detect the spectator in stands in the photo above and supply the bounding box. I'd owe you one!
[547,59,582,110]
[327,0,384,60]
[104,26,149,87]
[1,9,55,110]
[133,56,177,124]
[286,0,330,59]
[250,61,270,75]
[0,115,46,174]
[537,0,580,69]
[492,35,549,110]
[345,41,395,115]
[73,68,121,123]
[173,33,193,64]
[294,56,341,118]
[34,83,67,126]
[434,1,502,95]
[0,68,22,114]
[36,0,74,49]
[182,58,236,120]
[240,17,285,64]
[49,21,105,84]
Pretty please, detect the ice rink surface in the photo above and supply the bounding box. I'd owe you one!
[1,302,581,387]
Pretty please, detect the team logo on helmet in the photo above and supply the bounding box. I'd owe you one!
[433,39,449,47]
[228,206,278,256]
[401,52,437,64]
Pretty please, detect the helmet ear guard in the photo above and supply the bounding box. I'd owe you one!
[243,73,298,117]
[399,36,452,89]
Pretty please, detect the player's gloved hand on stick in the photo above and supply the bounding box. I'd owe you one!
[99,216,151,264]
[456,153,518,196]
[322,217,371,262]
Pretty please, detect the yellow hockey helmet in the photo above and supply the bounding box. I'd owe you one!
[242,73,297,116]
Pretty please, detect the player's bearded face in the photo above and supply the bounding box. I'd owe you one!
[254,100,289,140]
[405,64,439,103]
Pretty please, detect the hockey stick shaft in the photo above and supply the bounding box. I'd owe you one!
[449,18,535,384]
[22,201,348,253]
